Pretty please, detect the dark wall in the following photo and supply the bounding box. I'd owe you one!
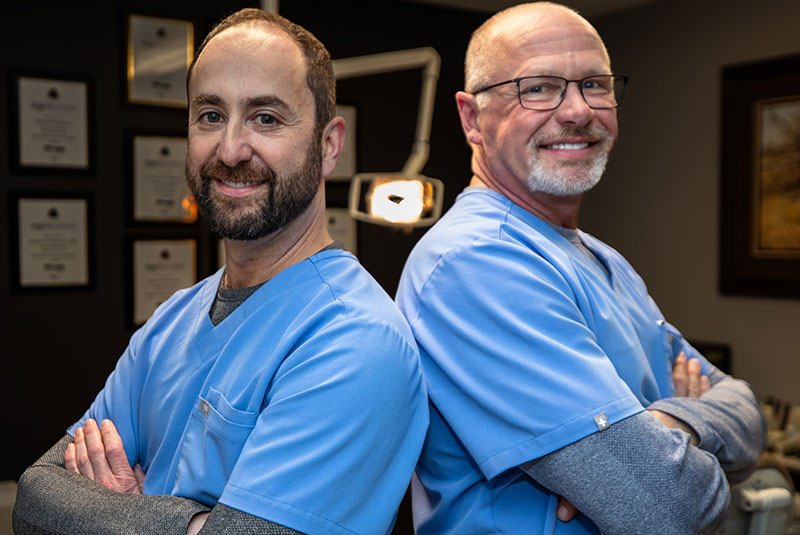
[1,0,487,529]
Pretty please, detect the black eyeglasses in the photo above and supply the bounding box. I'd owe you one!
[471,74,629,111]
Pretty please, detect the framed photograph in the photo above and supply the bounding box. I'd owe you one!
[126,13,194,108]
[720,54,800,298]
[129,238,197,326]
[127,131,197,223]
[9,192,93,291]
[9,71,92,172]
[329,104,357,180]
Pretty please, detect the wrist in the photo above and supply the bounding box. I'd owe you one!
[649,409,700,446]
[187,512,209,535]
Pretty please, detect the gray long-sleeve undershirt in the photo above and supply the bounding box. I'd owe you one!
[13,436,304,534]
[520,367,766,535]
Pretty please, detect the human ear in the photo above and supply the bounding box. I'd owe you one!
[455,91,483,146]
[320,116,346,179]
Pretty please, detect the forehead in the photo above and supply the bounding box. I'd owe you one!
[189,25,309,101]
[492,10,610,78]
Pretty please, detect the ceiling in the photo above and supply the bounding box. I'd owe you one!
[406,0,662,19]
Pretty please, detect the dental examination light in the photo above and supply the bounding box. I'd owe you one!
[332,47,444,228]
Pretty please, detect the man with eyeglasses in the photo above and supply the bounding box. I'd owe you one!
[396,2,765,534]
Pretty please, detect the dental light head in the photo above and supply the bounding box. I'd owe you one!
[333,47,444,228]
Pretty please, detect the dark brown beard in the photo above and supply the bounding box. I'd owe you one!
[186,135,322,240]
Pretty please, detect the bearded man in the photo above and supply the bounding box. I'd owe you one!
[14,9,427,535]
[395,3,765,534]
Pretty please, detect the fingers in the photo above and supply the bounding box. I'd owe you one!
[672,352,709,398]
[134,464,146,492]
[686,358,703,398]
[700,374,711,395]
[557,496,579,522]
[64,442,78,473]
[672,352,689,397]
[71,425,96,480]
[100,419,131,476]
[83,419,113,484]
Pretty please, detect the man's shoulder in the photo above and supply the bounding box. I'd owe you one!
[403,189,572,284]
[301,250,416,339]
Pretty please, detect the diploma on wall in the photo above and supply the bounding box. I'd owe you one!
[133,135,197,223]
[17,198,89,287]
[127,14,194,108]
[16,76,90,170]
[133,239,196,325]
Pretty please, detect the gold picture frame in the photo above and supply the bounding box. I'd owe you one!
[126,14,194,108]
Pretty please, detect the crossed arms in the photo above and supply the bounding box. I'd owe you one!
[523,353,765,534]
[13,418,302,535]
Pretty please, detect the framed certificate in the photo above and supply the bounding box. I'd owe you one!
[128,131,197,223]
[9,193,93,291]
[10,71,93,173]
[126,14,194,108]
[130,238,197,326]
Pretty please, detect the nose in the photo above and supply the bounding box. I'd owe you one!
[554,82,593,127]
[216,122,254,167]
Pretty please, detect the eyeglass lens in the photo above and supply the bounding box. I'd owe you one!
[518,75,624,110]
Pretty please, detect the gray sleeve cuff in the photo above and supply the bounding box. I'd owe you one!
[199,504,304,534]
[14,435,211,535]
[648,376,766,482]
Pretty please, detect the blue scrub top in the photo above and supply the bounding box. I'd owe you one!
[71,249,429,535]
[396,188,707,534]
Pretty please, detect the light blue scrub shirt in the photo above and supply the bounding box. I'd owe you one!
[70,249,429,535]
[395,188,708,534]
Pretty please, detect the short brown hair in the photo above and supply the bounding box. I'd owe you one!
[187,8,335,135]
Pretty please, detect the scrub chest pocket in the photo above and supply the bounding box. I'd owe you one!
[174,387,259,504]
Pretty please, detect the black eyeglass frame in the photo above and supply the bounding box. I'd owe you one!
[471,74,630,111]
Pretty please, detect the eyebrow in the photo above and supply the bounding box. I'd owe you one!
[190,93,293,113]
[191,93,222,107]
[245,95,291,110]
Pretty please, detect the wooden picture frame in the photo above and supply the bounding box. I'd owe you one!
[719,54,800,298]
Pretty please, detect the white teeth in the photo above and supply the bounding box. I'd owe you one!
[219,180,258,188]
[545,142,589,150]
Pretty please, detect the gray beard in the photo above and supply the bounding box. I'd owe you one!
[526,149,608,196]
[525,126,612,196]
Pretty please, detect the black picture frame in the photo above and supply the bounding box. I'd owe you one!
[8,191,95,293]
[8,69,94,174]
[719,54,800,299]
[124,129,197,225]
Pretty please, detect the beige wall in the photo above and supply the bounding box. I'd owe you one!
[579,0,800,402]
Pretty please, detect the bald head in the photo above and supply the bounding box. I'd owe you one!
[465,2,609,94]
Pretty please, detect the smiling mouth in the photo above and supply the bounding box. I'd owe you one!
[216,178,262,189]
[541,142,592,150]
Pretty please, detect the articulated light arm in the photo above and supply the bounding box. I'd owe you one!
[332,47,440,177]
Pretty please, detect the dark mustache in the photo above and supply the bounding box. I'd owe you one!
[200,160,275,185]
